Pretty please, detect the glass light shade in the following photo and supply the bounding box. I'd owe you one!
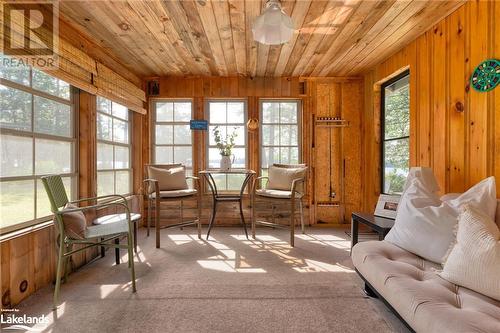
[252,1,294,45]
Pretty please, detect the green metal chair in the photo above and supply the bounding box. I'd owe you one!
[41,175,139,310]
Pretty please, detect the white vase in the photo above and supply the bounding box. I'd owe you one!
[220,155,232,171]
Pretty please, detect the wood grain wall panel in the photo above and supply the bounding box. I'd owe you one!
[468,0,490,187]
[363,0,500,210]
[416,35,432,168]
[79,92,97,200]
[495,0,500,195]
[342,82,363,220]
[431,21,448,192]
[1,241,10,307]
[448,6,467,193]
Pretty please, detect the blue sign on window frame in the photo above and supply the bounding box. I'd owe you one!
[190,120,208,130]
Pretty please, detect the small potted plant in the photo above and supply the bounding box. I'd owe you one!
[212,126,238,170]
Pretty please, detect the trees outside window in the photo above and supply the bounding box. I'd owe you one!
[152,100,193,175]
[381,72,410,195]
[260,100,301,176]
[0,59,75,232]
[96,96,132,196]
[207,100,247,191]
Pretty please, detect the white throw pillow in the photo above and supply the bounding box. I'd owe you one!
[385,176,497,263]
[444,177,497,220]
[439,205,500,301]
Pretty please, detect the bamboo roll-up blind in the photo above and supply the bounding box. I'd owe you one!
[1,6,145,113]
[94,63,146,114]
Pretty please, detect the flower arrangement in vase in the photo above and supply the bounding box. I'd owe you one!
[212,126,238,171]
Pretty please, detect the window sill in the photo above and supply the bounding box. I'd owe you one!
[0,219,53,242]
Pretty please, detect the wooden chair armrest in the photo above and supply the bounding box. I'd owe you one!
[143,179,160,196]
[291,178,305,198]
[186,175,201,192]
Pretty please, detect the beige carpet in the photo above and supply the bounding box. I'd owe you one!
[10,227,397,333]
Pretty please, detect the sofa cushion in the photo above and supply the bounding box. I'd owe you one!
[352,241,500,333]
[440,205,500,301]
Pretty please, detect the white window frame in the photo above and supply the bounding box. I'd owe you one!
[259,99,302,175]
[151,99,194,172]
[96,96,132,196]
[206,99,248,191]
[0,71,77,234]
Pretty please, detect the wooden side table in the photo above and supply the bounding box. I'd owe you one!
[351,212,395,250]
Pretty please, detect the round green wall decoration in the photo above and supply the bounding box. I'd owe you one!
[470,59,500,92]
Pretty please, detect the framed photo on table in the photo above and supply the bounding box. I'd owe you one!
[374,194,400,219]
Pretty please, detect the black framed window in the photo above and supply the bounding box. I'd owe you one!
[381,71,410,195]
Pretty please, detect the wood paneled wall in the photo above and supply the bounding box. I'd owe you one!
[143,76,363,225]
[362,0,500,211]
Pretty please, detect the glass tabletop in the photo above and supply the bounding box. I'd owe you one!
[199,169,255,175]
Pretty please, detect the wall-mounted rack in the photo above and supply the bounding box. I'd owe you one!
[316,201,341,207]
[314,117,350,128]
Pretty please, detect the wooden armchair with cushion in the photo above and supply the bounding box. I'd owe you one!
[251,163,308,246]
[143,164,202,248]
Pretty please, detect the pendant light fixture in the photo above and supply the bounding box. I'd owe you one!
[252,0,294,45]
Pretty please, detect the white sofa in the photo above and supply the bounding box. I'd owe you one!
[351,200,500,333]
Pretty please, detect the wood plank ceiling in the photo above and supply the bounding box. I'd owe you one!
[58,0,466,78]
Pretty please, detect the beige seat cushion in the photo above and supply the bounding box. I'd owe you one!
[268,166,306,191]
[147,166,188,191]
[93,213,141,225]
[87,213,141,239]
[150,189,197,198]
[255,188,303,199]
[60,203,87,239]
[352,241,500,333]
[440,205,500,301]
